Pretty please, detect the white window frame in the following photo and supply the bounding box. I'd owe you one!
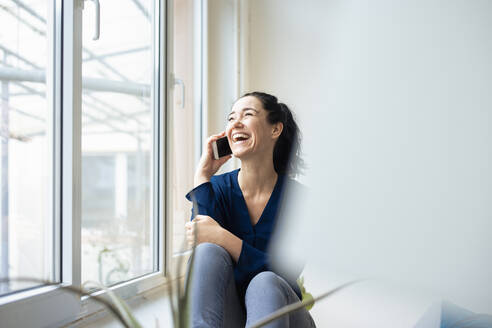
[0,0,81,324]
[0,0,172,326]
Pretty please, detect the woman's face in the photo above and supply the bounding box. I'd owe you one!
[226,96,281,159]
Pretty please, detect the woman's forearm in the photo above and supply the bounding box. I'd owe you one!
[217,228,243,263]
[194,173,210,187]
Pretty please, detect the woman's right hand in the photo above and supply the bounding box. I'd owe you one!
[194,131,232,186]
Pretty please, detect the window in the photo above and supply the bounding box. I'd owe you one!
[80,0,156,288]
[0,0,172,326]
[0,0,54,296]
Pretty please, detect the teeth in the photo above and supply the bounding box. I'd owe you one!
[232,133,249,142]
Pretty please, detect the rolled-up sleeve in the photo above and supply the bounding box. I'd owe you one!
[185,181,225,227]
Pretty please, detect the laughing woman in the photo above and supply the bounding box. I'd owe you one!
[185,92,315,328]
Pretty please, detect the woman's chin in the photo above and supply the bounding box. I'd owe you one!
[232,151,245,159]
[232,148,251,159]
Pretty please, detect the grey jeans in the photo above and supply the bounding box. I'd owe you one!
[188,242,316,328]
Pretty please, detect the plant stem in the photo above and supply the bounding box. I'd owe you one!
[248,279,362,328]
[0,277,132,328]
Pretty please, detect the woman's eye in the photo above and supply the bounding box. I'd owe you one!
[245,112,253,116]
[227,117,234,122]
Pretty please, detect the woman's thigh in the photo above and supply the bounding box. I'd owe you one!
[188,242,245,328]
[245,271,316,328]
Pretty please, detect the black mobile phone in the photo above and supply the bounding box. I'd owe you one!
[212,136,232,159]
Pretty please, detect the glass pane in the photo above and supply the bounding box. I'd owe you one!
[0,1,53,294]
[81,0,155,286]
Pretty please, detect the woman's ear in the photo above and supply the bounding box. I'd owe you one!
[272,122,283,139]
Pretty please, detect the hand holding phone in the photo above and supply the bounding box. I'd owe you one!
[195,132,232,186]
[212,136,232,160]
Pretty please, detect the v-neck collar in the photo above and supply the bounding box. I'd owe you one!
[233,169,283,229]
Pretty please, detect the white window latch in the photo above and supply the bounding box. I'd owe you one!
[83,0,100,40]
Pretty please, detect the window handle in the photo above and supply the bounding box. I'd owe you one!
[174,78,185,109]
[83,0,100,40]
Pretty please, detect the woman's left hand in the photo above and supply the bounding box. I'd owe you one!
[185,215,224,247]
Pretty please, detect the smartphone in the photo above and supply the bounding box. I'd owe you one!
[212,136,232,160]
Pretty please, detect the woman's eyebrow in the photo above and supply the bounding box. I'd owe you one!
[228,108,258,117]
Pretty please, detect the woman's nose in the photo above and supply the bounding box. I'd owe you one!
[231,118,244,127]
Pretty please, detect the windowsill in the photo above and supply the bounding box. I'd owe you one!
[67,252,191,327]
[68,277,180,328]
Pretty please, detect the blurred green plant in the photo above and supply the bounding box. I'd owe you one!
[0,277,138,328]
[0,265,360,327]
[0,197,360,327]
[297,276,314,311]
[1,275,360,328]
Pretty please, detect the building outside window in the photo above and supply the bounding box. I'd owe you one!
[0,0,194,326]
[0,0,202,324]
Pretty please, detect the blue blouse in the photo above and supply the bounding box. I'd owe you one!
[185,169,301,299]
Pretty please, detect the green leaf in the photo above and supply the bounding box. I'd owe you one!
[297,276,315,311]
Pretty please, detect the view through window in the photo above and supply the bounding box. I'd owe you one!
[81,0,156,286]
[0,0,163,300]
[0,0,53,295]
[0,6,167,324]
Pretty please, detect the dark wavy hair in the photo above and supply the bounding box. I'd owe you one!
[241,91,304,177]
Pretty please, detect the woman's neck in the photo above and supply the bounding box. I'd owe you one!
[238,156,278,196]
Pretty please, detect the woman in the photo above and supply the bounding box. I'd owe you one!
[185,92,315,328]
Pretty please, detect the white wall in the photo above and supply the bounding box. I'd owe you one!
[244,0,492,326]
[243,0,333,148]
[203,0,241,172]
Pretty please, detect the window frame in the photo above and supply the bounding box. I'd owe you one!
[0,0,172,326]
[0,0,81,324]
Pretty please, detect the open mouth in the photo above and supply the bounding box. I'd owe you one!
[232,133,250,144]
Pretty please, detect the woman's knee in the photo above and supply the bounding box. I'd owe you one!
[195,242,228,256]
[194,242,232,267]
[246,271,286,295]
